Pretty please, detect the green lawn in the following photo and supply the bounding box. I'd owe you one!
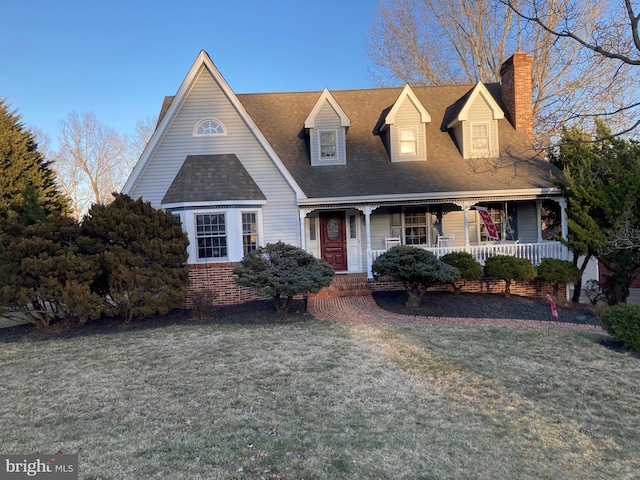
[1,319,638,479]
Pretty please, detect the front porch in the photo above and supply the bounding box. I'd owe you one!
[300,195,568,278]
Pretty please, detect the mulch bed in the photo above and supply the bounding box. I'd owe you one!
[0,299,311,344]
[372,290,601,326]
[0,292,601,344]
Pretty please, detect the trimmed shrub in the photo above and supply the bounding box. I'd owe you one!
[601,303,640,351]
[0,212,101,327]
[441,252,483,294]
[233,242,335,313]
[372,245,460,307]
[81,194,190,324]
[484,255,537,297]
[537,258,580,300]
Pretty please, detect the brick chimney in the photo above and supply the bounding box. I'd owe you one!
[500,51,534,144]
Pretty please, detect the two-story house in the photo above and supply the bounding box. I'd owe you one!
[123,50,568,305]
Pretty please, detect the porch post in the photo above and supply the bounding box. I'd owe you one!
[453,201,471,251]
[463,204,470,251]
[558,198,569,261]
[558,198,568,240]
[363,206,373,278]
[536,200,543,243]
[299,208,308,250]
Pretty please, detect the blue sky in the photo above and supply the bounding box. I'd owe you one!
[1,0,380,146]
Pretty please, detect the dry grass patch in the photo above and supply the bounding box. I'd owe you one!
[1,320,638,479]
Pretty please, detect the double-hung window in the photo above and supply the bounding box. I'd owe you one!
[196,213,227,259]
[472,123,489,152]
[404,211,428,245]
[399,126,418,155]
[319,130,337,158]
[241,212,258,256]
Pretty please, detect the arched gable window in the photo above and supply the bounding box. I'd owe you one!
[194,119,226,136]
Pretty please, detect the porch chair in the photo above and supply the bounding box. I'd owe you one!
[385,237,401,249]
[437,234,453,247]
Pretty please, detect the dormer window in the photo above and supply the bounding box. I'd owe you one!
[378,85,431,163]
[472,123,489,152]
[399,126,418,155]
[305,89,350,166]
[446,83,504,159]
[319,130,337,158]
[194,119,226,136]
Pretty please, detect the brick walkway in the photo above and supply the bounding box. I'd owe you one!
[307,294,605,333]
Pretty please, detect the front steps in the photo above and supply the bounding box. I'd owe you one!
[309,273,372,299]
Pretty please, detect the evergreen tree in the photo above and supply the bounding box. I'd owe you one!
[0,99,66,222]
[81,194,189,323]
[0,210,101,327]
[551,120,640,304]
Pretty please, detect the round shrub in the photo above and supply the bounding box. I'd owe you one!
[372,245,459,307]
[441,252,483,293]
[233,241,335,312]
[538,258,580,299]
[484,255,537,297]
[601,303,640,352]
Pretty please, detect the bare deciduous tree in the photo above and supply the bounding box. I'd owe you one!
[368,0,636,146]
[54,112,127,219]
[123,116,157,172]
[500,0,640,136]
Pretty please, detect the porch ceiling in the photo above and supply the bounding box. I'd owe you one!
[298,193,561,211]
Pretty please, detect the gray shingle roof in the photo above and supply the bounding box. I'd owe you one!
[236,84,561,199]
[162,154,266,204]
[158,83,561,202]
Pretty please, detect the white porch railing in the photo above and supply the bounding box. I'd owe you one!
[369,241,568,266]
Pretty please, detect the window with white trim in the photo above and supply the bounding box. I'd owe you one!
[319,130,337,158]
[399,126,418,155]
[196,213,227,259]
[472,123,489,152]
[194,119,226,136]
[404,211,428,245]
[241,212,258,256]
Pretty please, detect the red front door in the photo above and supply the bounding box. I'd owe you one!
[320,212,347,271]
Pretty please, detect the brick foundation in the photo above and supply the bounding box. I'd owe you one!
[187,262,266,307]
[369,275,559,299]
[187,265,562,308]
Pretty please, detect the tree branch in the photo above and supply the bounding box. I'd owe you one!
[500,0,640,65]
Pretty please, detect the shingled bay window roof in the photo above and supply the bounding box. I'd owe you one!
[162,154,266,205]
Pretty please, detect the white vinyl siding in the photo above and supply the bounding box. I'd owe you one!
[127,66,299,259]
[390,99,426,162]
[462,97,499,158]
[441,211,464,246]
[310,101,346,166]
[370,212,393,249]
